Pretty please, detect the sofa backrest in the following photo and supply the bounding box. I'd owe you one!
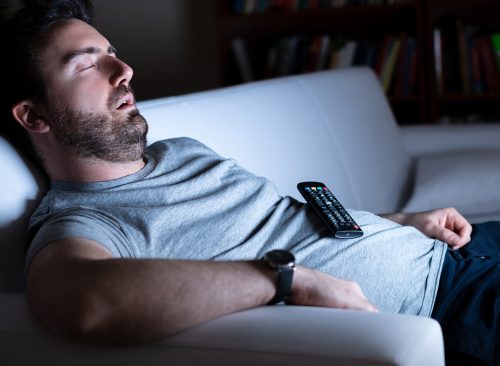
[0,137,46,292]
[140,67,412,214]
[0,67,411,292]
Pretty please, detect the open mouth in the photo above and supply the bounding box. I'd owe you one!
[115,93,135,110]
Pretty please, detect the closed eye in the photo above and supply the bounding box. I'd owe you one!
[81,64,96,72]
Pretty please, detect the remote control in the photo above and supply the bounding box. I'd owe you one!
[297,181,363,239]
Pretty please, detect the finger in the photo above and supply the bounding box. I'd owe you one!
[362,300,379,313]
[455,221,472,244]
[341,296,379,312]
[431,225,463,247]
[449,219,472,247]
[349,285,379,313]
[446,208,472,241]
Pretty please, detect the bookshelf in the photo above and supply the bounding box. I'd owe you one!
[217,0,500,124]
[425,0,500,123]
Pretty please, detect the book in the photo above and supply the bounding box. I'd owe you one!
[374,34,394,77]
[456,20,471,93]
[264,45,278,78]
[380,36,401,93]
[476,36,500,93]
[468,36,483,93]
[277,36,300,75]
[439,19,461,93]
[305,35,324,72]
[327,35,347,69]
[407,38,417,95]
[393,33,408,96]
[231,38,254,82]
[433,28,444,95]
[244,0,257,14]
[233,0,246,13]
[364,42,378,69]
[317,35,332,70]
[336,40,357,68]
[352,40,370,66]
[491,32,500,74]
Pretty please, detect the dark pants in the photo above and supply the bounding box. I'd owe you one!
[431,222,500,366]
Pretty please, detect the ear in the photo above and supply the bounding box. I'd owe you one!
[11,100,51,134]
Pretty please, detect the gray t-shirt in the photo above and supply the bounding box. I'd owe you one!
[28,137,447,316]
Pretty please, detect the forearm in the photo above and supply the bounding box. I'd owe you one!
[379,208,472,248]
[379,212,411,225]
[28,257,276,344]
[28,239,378,345]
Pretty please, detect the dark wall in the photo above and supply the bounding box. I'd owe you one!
[6,0,220,101]
[93,0,220,101]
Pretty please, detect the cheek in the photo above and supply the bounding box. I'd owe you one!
[55,80,109,112]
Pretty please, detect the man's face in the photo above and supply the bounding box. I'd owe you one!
[36,19,147,162]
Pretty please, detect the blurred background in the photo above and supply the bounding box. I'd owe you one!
[3,0,221,101]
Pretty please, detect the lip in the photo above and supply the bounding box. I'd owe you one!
[115,92,135,110]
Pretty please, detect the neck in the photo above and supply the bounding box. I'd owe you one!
[46,156,146,183]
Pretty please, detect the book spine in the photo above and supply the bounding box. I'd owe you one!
[381,37,401,93]
[456,20,471,93]
[230,38,254,82]
[374,34,394,78]
[477,36,500,93]
[469,38,483,93]
[490,32,500,74]
[393,33,408,96]
[433,28,444,95]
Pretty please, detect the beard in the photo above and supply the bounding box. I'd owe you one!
[46,86,148,163]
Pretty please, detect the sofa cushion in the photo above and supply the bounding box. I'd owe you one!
[294,68,412,213]
[403,150,500,217]
[0,137,46,292]
[140,68,412,214]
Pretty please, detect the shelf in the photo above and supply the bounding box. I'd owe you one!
[389,95,421,103]
[220,4,417,39]
[437,94,500,102]
[429,0,500,27]
[218,0,500,123]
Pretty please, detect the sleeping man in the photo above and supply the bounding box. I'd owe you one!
[1,1,498,365]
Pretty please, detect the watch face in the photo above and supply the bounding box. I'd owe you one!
[266,250,295,267]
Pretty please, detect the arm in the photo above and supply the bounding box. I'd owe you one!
[27,238,377,345]
[380,207,472,250]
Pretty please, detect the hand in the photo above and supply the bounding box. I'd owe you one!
[290,266,379,313]
[400,208,472,250]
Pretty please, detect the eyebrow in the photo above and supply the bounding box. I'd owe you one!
[63,45,117,64]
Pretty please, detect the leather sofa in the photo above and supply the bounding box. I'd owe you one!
[2,67,500,365]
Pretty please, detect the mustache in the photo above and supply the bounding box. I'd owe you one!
[108,85,135,109]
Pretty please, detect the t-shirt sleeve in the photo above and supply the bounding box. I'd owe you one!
[26,209,134,271]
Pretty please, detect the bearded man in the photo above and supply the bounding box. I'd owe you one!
[1,2,498,365]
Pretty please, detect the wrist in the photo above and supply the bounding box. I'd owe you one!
[262,250,296,304]
[380,212,411,225]
[290,265,316,305]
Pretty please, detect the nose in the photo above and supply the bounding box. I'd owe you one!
[108,56,134,87]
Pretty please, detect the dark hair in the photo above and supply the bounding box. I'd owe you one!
[0,0,94,164]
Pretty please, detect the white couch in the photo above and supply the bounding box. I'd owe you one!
[2,67,500,365]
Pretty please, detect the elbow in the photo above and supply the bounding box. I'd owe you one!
[30,288,177,345]
[61,292,113,343]
[28,286,126,344]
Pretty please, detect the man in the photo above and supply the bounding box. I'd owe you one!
[0,1,497,365]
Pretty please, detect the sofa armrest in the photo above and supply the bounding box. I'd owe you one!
[400,124,500,157]
[1,293,444,365]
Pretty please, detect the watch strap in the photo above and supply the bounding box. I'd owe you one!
[269,266,294,304]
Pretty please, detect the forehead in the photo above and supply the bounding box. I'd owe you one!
[37,19,110,69]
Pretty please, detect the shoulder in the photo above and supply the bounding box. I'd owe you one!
[147,137,226,166]
[28,207,131,269]
[148,137,220,156]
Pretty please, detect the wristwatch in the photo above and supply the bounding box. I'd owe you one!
[263,249,296,304]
